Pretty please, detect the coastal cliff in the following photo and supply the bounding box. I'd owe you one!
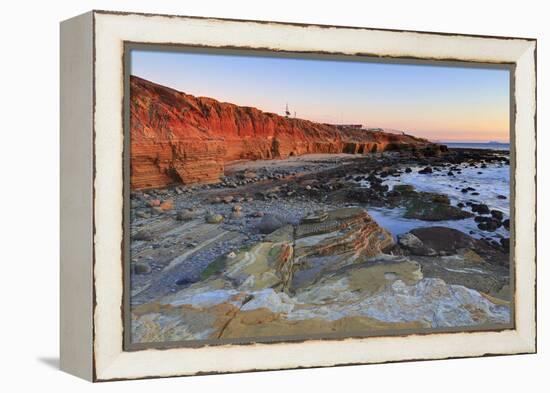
[130,75,437,189]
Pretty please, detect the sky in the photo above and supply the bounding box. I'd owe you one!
[131,49,510,143]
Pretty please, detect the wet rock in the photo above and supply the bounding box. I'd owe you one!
[497,195,507,200]
[477,219,501,232]
[408,227,508,266]
[402,192,472,221]
[405,167,412,173]
[393,184,415,194]
[412,252,510,299]
[367,174,381,184]
[502,219,510,230]
[471,203,490,215]
[371,183,389,192]
[398,233,436,256]
[418,166,433,174]
[409,227,476,255]
[491,210,504,220]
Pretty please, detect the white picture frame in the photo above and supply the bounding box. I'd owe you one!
[60,10,536,381]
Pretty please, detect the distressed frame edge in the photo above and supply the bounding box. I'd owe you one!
[90,11,537,381]
[91,9,537,42]
[59,11,95,381]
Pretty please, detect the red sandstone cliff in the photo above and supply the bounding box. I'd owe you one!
[130,75,434,189]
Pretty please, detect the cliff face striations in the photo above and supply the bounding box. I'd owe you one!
[130,75,434,189]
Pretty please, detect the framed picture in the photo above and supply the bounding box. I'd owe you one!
[60,10,537,381]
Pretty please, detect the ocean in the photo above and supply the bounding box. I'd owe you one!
[444,142,510,151]
[363,160,510,241]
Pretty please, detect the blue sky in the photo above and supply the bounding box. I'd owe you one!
[131,49,510,142]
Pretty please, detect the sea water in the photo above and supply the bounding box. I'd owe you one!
[444,142,510,151]
[363,158,510,241]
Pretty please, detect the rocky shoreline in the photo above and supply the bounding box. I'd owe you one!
[130,147,511,343]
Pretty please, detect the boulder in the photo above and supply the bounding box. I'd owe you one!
[398,232,436,256]
[407,227,509,266]
[491,210,504,220]
[402,192,472,221]
[471,203,490,215]
[257,214,286,234]
[418,166,433,174]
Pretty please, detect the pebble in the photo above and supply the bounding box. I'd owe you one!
[133,230,153,241]
[205,213,224,224]
[177,210,196,221]
[133,262,152,275]
[149,199,161,207]
[230,211,242,219]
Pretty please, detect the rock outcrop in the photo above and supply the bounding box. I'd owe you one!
[132,254,510,343]
[397,227,511,300]
[131,208,510,343]
[130,76,435,189]
[399,226,509,266]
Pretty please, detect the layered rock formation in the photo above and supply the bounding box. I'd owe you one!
[131,208,510,343]
[130,76,435,189]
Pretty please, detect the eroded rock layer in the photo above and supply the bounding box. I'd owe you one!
[131,208,510,343]
[130,76,435,189]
